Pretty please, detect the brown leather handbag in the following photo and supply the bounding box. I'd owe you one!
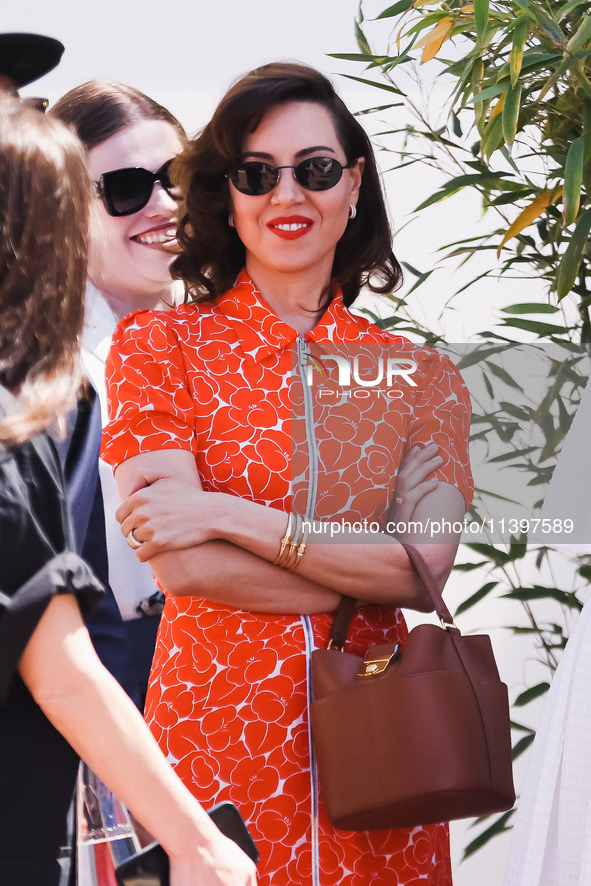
[310,543,515,831]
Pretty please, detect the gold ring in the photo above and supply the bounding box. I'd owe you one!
[127,529,143,550]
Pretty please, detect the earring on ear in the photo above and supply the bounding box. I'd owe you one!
[348,204,357,220]
[228,214,235,228]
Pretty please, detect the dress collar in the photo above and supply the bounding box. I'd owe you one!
[215,269,360,364]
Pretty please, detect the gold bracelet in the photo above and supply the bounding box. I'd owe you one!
[273,513,293,567]
[290,520,309,571]
[280,514,309,571]
[283,514,302,570]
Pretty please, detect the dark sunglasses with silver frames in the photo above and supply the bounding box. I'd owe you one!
[227,156,357,197]
[93,159,180,217]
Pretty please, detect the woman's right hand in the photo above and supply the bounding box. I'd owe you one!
[170,832,257,886]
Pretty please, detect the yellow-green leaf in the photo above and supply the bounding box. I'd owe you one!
[474,0,489,41]
[556,207,591,299]
[490,92,506,119]
[558,0,588,23]
[502,83,522,145]
[482,114,504,158]
[510,17,529,87]
[563,136,584,226]
[497,187,564,255]
[584,102,591,164]
[567,13,591,54]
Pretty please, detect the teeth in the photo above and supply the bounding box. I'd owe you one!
[275,222,308,231]
[135,227,177,245]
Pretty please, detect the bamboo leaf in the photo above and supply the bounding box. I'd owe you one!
[456,345,511,369]
[330,53,377,61]
[497,187,563,254]
[503,586,579,606]
[490,93,506,119]
[502,83,522,144]
[473,84,506,103]
[498,401,530,420]
[556,207,591,299]
[486,361,525,390]
[481,114,504,157]
[500,318,569,336]
[529,6,564,45]
[510,16,530,87]
[376,0,415,17]
[465,543,512,565]
[584,102,591,164]
[355,18,371,54]
[514,682,551,706]
[338,74,405,96]
[463,811,514,859]
[474,0,489,42]
[571,60,591,101]
[566,13,591,54]
[415,16,455,63]
[563,136,584,226]
[455,581,499,616]
[512,733,535,760]
[558,0,588,22]
[500,302,559,314]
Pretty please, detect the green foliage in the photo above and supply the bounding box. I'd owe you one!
[332,0,591,338]
[335,0,591,861]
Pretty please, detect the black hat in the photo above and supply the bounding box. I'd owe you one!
[0,33,64,89]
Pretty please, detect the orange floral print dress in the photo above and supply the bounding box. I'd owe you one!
[102,271,473,886]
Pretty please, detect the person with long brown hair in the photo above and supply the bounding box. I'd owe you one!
[0,96,256,886]
[102,63,472,885]
[51,81,187,701]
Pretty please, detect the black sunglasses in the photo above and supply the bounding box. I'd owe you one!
[94,159,180,217]
[227,156,357,197]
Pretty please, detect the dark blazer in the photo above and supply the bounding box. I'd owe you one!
[55,389,140,707]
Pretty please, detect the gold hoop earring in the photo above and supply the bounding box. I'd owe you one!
[348,204,357,220]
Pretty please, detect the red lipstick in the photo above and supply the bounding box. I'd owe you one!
[267,215,313,240]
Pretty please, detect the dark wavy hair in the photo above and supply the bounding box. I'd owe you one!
[50,80,186,150]
[173,62,402,306]
[0,97,89,445]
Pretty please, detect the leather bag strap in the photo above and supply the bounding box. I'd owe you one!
[329,595,357,649]
[328,542,455,649]
[399,543,455,626]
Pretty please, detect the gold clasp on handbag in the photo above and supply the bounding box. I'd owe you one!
[357,643,400,678]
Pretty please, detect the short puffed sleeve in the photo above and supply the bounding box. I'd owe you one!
[0,431,103,702]
[101,310,198,468]
[0,552,103,702]
[408,350,473,509]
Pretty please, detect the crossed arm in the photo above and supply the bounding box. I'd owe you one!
[114,445,466,614]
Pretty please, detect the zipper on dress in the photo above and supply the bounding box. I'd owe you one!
[302,613,320,886]
[295,335,321,885]
[296,336,319,523]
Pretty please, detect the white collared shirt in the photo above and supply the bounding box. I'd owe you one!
[82,281,183,620]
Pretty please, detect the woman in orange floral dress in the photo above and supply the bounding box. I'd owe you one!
[101,63,473,886]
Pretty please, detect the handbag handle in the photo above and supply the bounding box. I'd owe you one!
[329,543,456,648]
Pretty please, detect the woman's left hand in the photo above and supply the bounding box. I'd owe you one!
[389,442,443,524]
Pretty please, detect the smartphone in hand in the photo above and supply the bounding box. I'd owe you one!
[115,801,259,886]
